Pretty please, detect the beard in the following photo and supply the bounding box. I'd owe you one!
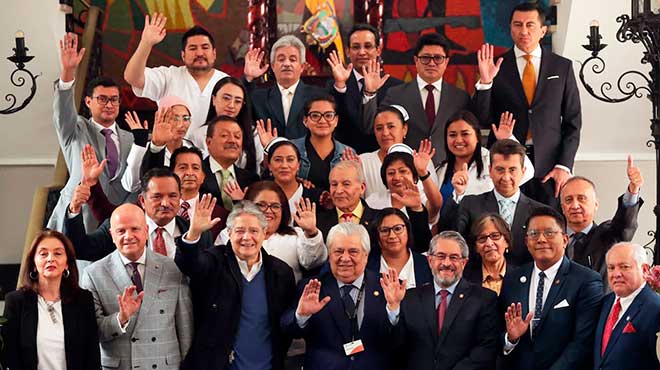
[433,268,461,288]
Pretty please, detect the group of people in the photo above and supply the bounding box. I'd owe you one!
[3,2,660,370]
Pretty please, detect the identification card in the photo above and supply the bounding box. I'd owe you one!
[343,339,365,356]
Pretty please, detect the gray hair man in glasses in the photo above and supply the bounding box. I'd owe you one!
[499,206,603,370]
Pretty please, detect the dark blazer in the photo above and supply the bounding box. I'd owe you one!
[452,190,544,267]
[363,78,470,165]
[366,250,433,287]
[281,270,398,370]
[569,194,643,277]
[499,257,604,370]
[248,80,326,140]
[593,286,660,370]
[200,157,260,206]
[395,279,499,370]
[331,72,402,153]
[473,48,582,178]
[175,239,296,370]
[2,289,101,370]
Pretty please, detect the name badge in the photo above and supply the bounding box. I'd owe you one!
[343,339,365,356]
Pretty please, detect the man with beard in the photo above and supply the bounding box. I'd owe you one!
[383,231,499,370]
[124,13,228,146]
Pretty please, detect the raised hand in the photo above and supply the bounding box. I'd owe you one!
[59,33,86,82]
[318,191,334,209]
[391,177,423,211]
[542,167,571,198]
[140,13,167,47]
[244,48,270,81]
[69,183,90,214]
[117,286,145,326]
[451,162,469,196]
[327,50,353,89]
[223,180,247,201]
[297,177,316,190]
[380,268,407,311]
[187,194,221,240]
[493,111,516,140]
[627,154,644,194]
[81,144,106,186]
[362,59,390,94]
[125,111,148,131]
[340,147,361,163]
[256,119,278,148]
[477,43,503,84]
[151,108,174,146]
[413,139,436,175]
[296,279,331,317]
[504,302,533,342]
[293,198,318,236]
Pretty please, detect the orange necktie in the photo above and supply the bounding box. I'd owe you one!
[522,54,536,141]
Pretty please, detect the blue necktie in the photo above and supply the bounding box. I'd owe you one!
[533,271,546,332]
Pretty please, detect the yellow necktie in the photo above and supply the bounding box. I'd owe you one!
[522,54,536,141]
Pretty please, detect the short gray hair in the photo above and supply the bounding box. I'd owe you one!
[606,242,649,270]
[326,222,370,254]
[270,35,306,65]
[428,231,469,258]
[226,201,268,230]
[330,160,365,184]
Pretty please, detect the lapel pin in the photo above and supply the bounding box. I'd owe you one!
[459,293,464,299]
[520,276,527,283]
[627,316,630,321]
[373,291,379,297]
[555,279,560,285]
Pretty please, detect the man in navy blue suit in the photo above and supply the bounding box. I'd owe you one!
[281,222,400,370]
[499,206,603,370]
[594,242,660,370]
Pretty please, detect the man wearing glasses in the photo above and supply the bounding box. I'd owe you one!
[362,32,470,165]
[49,33,143,233]
[499,206,603,370]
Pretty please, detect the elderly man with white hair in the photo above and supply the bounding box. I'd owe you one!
[593,242,660,370]
[243,35,326,139]
[281,222,403,370]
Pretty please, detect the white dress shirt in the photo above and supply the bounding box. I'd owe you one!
[278,80,300,124]
[235,251,264,282]
[417,75,443,114]
[380,251,417,289]
[146,216,180,258]
[116,248,147,331]
[609,282,646,326]
[36,296,65,370]
[296,274,366,328]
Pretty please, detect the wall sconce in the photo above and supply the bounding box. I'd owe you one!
[1,30,39,115]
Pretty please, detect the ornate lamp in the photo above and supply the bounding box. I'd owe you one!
[1,30,39,114]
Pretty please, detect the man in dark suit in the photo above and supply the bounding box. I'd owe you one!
[327,24,402,153]
[201,115,260,210]
[594,242,660,370]
[474,2,581,207]
[500,207,603,370]
[363,33,470,165]
[384,231,499,370]
[448,139,544,266]
[176,200,296,370]
[281,222,400,370]
[243,35,325,139]
[561,157,643,281]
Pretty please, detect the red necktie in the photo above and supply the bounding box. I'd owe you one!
[179,200,191,221]
[601,298,621,355]
[153,227,168,256]
[340,213,354,223]
[437,289,449,335]
[424,84,436,127]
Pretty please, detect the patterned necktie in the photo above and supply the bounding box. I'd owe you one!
[424,84,436,127]
[532,271,546,332]
[340,213,355,223]
[179,200,191,221]
[601,298,622,355]
[153,227,167,256]
[129,262,143,293]
[340,285,356,314]
[283,90,294,124]
[437,289,449,335]
[498,199,515,226]
[101,128,119,178]
[219,169,234,210]
[567,232,586,259]
[522,54,536,141]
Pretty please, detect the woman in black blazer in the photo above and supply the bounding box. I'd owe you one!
[2,230,100,370]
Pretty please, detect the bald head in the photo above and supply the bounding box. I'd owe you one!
[110,204,149,261]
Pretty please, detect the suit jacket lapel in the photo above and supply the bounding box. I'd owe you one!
[516,264,534,318]
[407,80,429,130]
[24,292,39,365]
[532,49,551,106]
[226,243,245,296]
[290,82,306,120]
[347,73,361,101]
[512,194,530,229]
[134,249,163,328]
[437,279,469,346]
[267,86,286,133]
[420,284,438,346]
[430,81,451,136]
[502,49,528,106]
[594,294,614,366]
[202,158,221,196]
[323,274,352,342]
[602,286,648,359]
[537,257,570,331]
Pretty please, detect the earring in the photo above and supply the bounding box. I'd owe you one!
[63,269,70,278]
[29,270,38,280]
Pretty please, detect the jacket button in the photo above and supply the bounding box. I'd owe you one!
[152,365,157,369]
[152,337,156,342]
[160,309,165,314]
[528,109,532,114]
[131,337,137,342]
[112,333,118,337]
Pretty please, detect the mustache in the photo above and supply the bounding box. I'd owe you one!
[156,206,174,212]
[223,144,239,149]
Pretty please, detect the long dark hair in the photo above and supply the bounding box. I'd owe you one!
[205,76,257,172]
[244,181,296,235]
[370,207,415,251]
[440,110,484,185]
[19,230,81,303]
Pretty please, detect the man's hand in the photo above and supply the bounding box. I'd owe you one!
[244,48,269,82]
[59,33,86,82]
[542,167,571,198]
[380,268,407,311]
[81,144,106,186]
[340,148,361,163]
[186,194,221,241]
[139,13,167,47]
[492,111,516,141]
[327,50,353,90]
[223,180,247,201]
[627,154,644,194]
[69,183,91,214]
[504,302,533,343]
[117,286,145,325]
[296,279,331,317]
[362,59,390,94]
[477,43,503,84]
[452,162,469,196]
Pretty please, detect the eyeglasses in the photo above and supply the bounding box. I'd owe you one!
[476,232,503,244]
[93,95,121,106]
[416,55,449,65]
[306,111,337,122]
[526,229,564,240]
[428,253,464,262]
[378,224,406,236]
[219,94,244,106]
[255,201,282,212]
[349,44,377,52]
[172,115,191,123]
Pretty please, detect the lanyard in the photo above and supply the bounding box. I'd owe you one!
[343,280,366,340]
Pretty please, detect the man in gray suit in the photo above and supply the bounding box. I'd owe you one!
[362,33,470,165]
[48,33,144,232]
[81,203,193,370]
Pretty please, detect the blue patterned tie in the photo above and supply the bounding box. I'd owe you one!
[533,271,546,332]
[341,285,356,314]
[498,199,514,226]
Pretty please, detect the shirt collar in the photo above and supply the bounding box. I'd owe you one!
[353,69,365,81]
[533,256,564,277]
[278,79,301,95]
[493,189,521,203]
[180,196,198,207]
[337,273,365,289]
[146,215,177,237]
[208,155,236,176]
[434,277,461,296]
[482,259,507,283]
[417,75,443,92]
[380,252,416,287]
[567,222,594,236]
[514,44,542,59]
[618,282,647,307]
[92,119,117,135]
[235,250,263,280]
[118,247,147,265]
[336,200,365,220]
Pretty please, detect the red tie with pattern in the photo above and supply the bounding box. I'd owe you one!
[340,213,354,223]
[424,84,437,127]
[153,227,168,256]
[601,298,621,355]
[179,200,191,221]
[437,289,449,335]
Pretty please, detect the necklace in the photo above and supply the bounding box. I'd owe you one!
[40,295,61,324]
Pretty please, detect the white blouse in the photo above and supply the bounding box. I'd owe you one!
[360,150,438,198]
[379,252,417,289]
[36,296,66,370]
